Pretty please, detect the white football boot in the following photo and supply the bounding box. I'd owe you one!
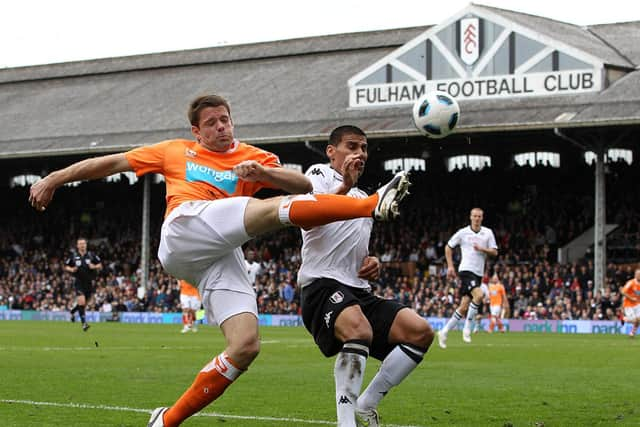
[372,171,411,221]
[355,408,380,427]
[147,407,168,427]
[462,327,472,343]
[437,330,448,349]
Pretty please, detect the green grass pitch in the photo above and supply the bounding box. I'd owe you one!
[0,321,637,426]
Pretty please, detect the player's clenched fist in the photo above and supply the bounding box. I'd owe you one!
[233,160,265,182]
[29,177,57,212]
[357,256,381,281]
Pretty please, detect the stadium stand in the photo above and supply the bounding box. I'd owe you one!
[2,160,638,322]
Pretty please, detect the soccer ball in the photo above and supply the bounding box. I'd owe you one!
[412,91,460,139]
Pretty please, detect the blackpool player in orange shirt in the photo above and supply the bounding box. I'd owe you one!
[29,94,410,427]
[487,274,509,333]
[179,280,201,333]
[621,268,640,338]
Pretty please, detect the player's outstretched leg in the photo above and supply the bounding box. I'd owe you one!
[243,171,412,237]
[269,171,411,231]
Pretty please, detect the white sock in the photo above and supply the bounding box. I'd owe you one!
[464,302,479,330]
[335,341,369,427]
[201,351,243,381]
[442,310,462,334]
[357,344,425,411]
[277,194,317,225]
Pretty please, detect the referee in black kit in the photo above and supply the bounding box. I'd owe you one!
[65,237,102,331]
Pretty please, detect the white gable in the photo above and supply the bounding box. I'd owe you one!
[348,4,604,107]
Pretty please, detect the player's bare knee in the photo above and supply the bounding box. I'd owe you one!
[335,312,373,344]
[406,320,434,349]
[233,339,260,367]
[229,333,260,361]
[420,322,435,348]
[346,323,373,343]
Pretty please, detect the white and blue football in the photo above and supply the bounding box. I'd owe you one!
[412,91,460,139]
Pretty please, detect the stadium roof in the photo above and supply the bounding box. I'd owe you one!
[0,3,639,159]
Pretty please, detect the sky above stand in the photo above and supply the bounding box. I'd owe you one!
[2,0,639,68]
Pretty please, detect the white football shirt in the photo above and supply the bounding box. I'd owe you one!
[447,225,497,277]
[298,163,373,289]
[245,260,262,285]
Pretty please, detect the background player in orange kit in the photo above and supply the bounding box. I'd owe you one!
[29,94,411,427]
[487,274,509,333]
[621,268,640,337]
[179,280,201,333]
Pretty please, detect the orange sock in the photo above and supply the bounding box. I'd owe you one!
[280,193,378,229]
[497,318,504,331]
[163,352,243,427]
[489,319,495,332]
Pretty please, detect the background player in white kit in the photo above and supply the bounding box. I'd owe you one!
[438,208,497,347]
[299,126,434,427]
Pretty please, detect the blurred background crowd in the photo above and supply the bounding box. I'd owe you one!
[1,159,638,322]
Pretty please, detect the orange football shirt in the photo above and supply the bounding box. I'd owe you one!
[179,280,200,297]
[622,279,640,308]
[125,139,281,217]
[489,282,506,306]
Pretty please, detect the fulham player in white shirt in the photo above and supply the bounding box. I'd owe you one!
[298,125,434,427]
[438,208,497,347]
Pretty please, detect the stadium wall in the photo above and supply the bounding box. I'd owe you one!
[0,310,632,335]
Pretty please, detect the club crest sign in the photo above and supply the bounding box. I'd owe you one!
[460,18,479,65]
[347,4,604,106]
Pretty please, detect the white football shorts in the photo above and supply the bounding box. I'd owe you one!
[624,305,640,322]
[202,289,259,326]
[490,305,502,317]
[180,294,201,311]
[158,198,257,323]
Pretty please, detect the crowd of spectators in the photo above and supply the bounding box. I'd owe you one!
[1,160,638,323]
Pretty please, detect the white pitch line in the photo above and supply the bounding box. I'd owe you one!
[0,345,209,352]
[0,399,426,427]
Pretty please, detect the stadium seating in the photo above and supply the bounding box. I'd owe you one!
[1,161,638,321]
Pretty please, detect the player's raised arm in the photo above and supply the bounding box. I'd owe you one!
[29,153,133,211]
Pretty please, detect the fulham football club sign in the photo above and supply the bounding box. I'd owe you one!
[348,4,604,107]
